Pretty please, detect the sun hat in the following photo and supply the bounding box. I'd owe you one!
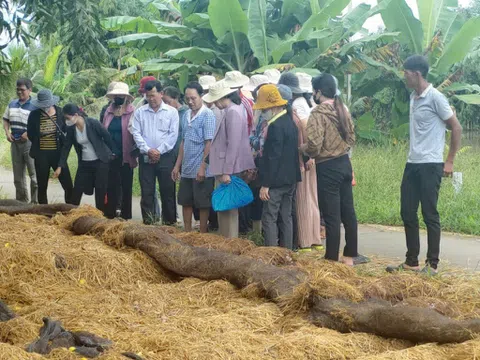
[278,72,303,94]
[107,82,134,101]
[31,89,60,109]
[277,84,293,101]
[138,76,156,94]
[263,69,281,85]
[297,72,313,93]
[198,75,216,90]
[253,84,288,110]
[244,74,269,92]
[223,71,250,88]
[202,80,238,103]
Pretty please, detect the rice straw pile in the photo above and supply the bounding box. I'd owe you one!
[0,207,478,359]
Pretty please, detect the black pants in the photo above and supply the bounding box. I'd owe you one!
[106,157,133,220]
[316,155,358,261]
[34,150,73,204]
[72,160,109,213]
[401,163,443,269]
[139,152,177,225]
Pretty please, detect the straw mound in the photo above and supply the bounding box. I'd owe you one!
[0,210,479,359]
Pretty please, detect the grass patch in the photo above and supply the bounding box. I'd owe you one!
[352,143,480,235]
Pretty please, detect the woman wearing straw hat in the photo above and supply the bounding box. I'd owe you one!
[203,80,255,239]
[253,84,301,250]
[102,82,138,220]
[55,104,114,213]
[27,89,74,204]
[278,72,323,251]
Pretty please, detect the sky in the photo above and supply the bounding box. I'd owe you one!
[355,0,473,33]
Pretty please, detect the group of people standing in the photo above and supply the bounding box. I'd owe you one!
[3,54,462,271]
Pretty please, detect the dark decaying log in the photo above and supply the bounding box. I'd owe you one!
[71,216,480,344]
[0,300,15,322]
[0,203,77,217]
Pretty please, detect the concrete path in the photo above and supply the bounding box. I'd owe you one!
[1,167,479,271]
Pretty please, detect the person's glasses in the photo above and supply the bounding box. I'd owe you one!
[17,88,28,92]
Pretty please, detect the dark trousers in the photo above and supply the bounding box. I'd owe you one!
[139,152,177,225]
[72,160,109,213]
[106,157,133,220]
[262,184,296,250]
[34,150,73,204]
[316,155,358,261]
[401,163,443,269]
[278,186,298,250]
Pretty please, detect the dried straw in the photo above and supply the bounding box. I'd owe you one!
[0,210,479,359]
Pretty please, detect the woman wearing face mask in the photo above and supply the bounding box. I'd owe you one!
[27,89,74,204]
[300,73,357,266]
[203,81,255,239]
[102,82,138,220]
[55,104,114,213]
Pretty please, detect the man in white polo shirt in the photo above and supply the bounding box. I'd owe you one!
[387,55,462,275]
[2,78,38,203]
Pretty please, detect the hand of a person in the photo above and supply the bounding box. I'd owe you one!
[53,167,62,179]
[148,149,161,163]
[171,166,181,182]
[196,165,206,182]
[5,132,13,143]
[259,186,270,202]
[21,132,28,141]
[219,174,231,185]
[305,159,315,171]
[444,160,454,177]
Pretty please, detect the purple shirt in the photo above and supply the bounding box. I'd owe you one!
[209,102,255,176]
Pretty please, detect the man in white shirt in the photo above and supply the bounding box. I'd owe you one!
[131,80,179,225]
[387,55,462,275]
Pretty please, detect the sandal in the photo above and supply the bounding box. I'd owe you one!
[386,263,420,273]
[311,244,324,251]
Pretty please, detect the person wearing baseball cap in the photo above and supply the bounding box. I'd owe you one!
[253,84,301,250]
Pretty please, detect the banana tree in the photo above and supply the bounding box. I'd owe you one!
[103,0,397,91]
[350,0,480,141]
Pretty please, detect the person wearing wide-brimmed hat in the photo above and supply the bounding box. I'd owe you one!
[27,89,74,204]
[254,84,301,250]
[223,71,254,137]
[204,80,255,239]
[102,81,138,220]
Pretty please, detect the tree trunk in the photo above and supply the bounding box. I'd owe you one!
[70,216,480,344]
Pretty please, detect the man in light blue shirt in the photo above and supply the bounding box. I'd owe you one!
[387,55,462,275]
[131,80,179,225]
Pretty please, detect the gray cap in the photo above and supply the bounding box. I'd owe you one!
[31,89,59,109]
[278,72,303,94]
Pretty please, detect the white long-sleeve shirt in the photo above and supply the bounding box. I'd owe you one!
[131,102,179,155]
